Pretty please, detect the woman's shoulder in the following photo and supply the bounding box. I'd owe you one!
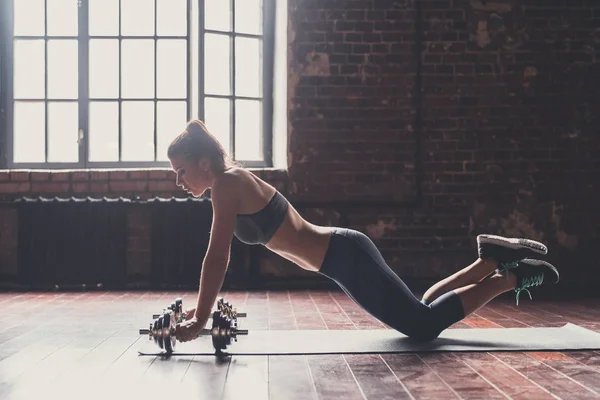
[212,167,242,192]
[213,167,276,208]
[212,167,258,195]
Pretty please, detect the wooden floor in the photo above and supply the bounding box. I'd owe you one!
[1,290,600,400]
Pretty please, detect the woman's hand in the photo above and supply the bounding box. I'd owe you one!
[183,308,196,321]
[175,317,204,343]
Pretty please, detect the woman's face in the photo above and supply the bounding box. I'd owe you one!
[169,155,212,197]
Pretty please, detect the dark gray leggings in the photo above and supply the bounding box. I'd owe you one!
[318,228,465,341]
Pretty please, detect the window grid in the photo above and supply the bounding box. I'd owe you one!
[9,0,83,166]
[199,0,274,168]
[1,0,274,169]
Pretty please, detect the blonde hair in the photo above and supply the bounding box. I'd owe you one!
[167,120,240,172]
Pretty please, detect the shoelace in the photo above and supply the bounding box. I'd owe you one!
[515,273,544,305]
[498,261,519,278]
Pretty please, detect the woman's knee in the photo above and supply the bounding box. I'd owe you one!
[398,310,444,342]
[401,319,442,342]
[406,327,442,342]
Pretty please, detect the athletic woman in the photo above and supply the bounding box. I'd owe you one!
[169,120,559,343]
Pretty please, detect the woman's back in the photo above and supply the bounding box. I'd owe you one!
[220,167,332,272]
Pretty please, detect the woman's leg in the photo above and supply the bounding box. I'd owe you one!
[422,234,549,305]
[451,272,516,316]
[318,229,558,342]
[447,258,560,316]
[318,228,466,341]
[421,258,497,305]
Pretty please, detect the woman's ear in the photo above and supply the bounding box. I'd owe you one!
[198,158,210,172]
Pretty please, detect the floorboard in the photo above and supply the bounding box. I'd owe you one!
[0,290,598,399]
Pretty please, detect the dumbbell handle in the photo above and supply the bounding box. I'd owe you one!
[152,311,247,319]
[139,327,249,336]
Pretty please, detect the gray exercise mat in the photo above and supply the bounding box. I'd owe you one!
[138,323,600,356]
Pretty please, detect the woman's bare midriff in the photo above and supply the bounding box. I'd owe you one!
[265,206,333,272]
[227,168,333,272]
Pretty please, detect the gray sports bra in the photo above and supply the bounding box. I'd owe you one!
[234,191,289,245]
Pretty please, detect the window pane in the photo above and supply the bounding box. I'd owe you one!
[89,0,119,36]
[235,99,261,160]
[235,37,261,98]
[48,40,78,99]
[47,0,78,36]
[157,40,187,99]
[89,39,119,98]
[121,101,154,161]
[235,0,262,35]
[205,0,231,32]
[14,40,45,99]
[157,101,187,161]
[157,0,187,36]
[89,101,119,162]
[204,97,231,155]
[204,34,230,96]
[48,102,78,162]
[13,102,45,163]
[14,0,44,36]
[121,40,154,98]
[121,0,155,36]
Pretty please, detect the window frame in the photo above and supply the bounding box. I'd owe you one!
[0,0,275,170]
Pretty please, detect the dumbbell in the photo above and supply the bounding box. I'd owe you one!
[152,297,247,321]
[139,308,248,354]
[152,297,185,321]
[216,297,247,319]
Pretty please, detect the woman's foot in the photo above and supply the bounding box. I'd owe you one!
[477,234,548,273]
[504,258,560,305]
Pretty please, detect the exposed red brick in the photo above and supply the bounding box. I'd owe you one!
[129,170,148,180]
[91,182,109,192]
[0,171,9,181]
[72,183,90,193]
[110,180,148,192]
[0,182,31,193]
[30,182,70,193]
[148,170,174,180]
[31,172,50,181]
[90,171,109,181]
[10,171,29,181]
[110,171,128,180]
[72,171,89,181]
[148,180,179,192]
[51,172,70,182]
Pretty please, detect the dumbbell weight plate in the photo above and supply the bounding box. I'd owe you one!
[156,314,164,349]
[212,327,226,352]
[152,318,160,347]
[162,311,176,353]
[172,298,183,322]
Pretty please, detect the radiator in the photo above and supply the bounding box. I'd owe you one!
[15,197,130,289]
[147,197,252,290]
[11,196,253,290]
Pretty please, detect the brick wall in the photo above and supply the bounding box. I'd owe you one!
[286,0,600,290]
[1,0,599,292]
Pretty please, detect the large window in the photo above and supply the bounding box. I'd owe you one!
[0,0,274,169]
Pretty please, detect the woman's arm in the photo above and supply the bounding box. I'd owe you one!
[193,174,239,329]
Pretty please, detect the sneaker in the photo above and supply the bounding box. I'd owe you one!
[508,258,560,305]
[477,234,548,272]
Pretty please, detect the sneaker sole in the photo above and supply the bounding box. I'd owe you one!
[477,234,548,255]
[521,258,560,284]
